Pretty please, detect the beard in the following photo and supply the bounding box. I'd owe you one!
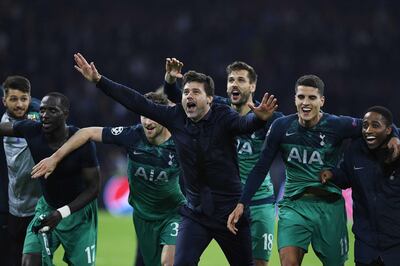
[231,92,251,107]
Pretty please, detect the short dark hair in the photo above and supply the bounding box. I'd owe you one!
[226,61,258,84]
[144,91,169,105]
[2,75,31,95]
[295,75,325,96]
[45,92,70,112]
[366,106,393,126]
[182,70,215,97]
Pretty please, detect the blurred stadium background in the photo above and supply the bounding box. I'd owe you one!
[1,1,399,265]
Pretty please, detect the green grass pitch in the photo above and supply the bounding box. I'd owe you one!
[53,210,355,265]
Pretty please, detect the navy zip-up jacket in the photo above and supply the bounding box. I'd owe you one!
[164,81,285,206]
[332,138,400,250]
[96,77,266,224]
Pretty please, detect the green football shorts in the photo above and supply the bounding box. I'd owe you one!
[23,197,98,266]
[277,195,348,266]
[133,211,181,266]
[249,203,276,261]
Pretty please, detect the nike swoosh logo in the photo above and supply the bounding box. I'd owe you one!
[353,166,364,170]
[285,132,296,136]
[133,151,144,155]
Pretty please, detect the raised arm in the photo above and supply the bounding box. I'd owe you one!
[227,93,278,135]
[74,53,173,127]
[165,57,184,83]
[164,57,184,103]
[31,127,103,178]
[249,92,278,121]
[164,80,182,104]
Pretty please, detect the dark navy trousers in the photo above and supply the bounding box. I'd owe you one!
[355,240,400,266]
[174,211,254,266]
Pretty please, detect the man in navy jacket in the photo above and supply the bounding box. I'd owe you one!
[321,106,400,266]
[72,53,278,266]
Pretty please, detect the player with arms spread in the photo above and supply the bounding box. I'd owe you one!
[64,53,276,265]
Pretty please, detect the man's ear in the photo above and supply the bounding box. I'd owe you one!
[207,96,213,105]
[320,95,325,107]
[386,126,392,136]
[250,83,256,94]
[63,110,69,119]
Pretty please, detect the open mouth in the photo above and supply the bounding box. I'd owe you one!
[230,89,241,100]
[42,122,51,129]
[187,102,196,112]
[365,135,377,144]
[301,107,312,115]
[145,126,155,133]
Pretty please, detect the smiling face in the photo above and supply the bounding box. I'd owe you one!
[39,96,67,133]
[226,69,255,107]
[181,81,212,122]
[295,85,325,127]
[362,111,392,149]
[3,88,30,119]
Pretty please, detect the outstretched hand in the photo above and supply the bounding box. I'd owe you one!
[165,58,184,84]
[31,156,58,179]
[320,169,333,184]
[227,203,244,235]
[249,93,278,121]
[74,53,101,83]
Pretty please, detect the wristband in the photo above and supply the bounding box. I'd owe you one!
[39,226,50,233]
[57,205,71,219]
